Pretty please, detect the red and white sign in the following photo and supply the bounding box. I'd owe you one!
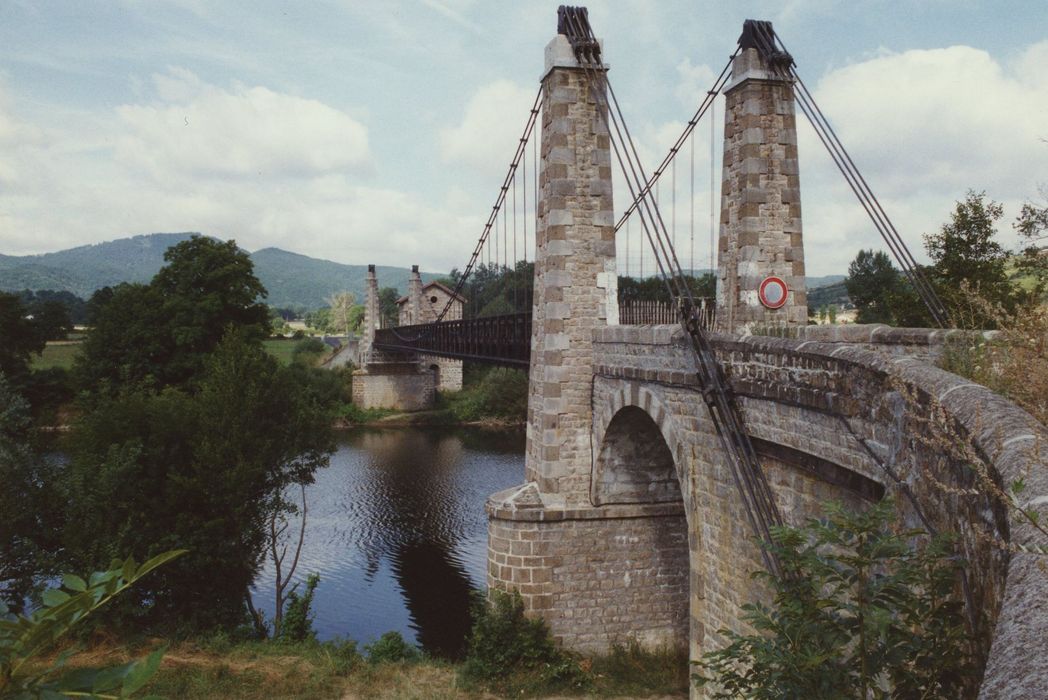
[758,276,789,309]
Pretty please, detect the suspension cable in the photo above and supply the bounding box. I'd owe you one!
[743,21,949,327]
[435,85,544,323]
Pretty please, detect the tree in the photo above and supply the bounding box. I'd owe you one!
[378,286,400,327]
[1014,188,1048,295]
[75,236,272,393]
[696,499,976,699]
[152,236,271,383]
[0,293,46,386]
[924,190,1016,324]
[0,375,60,611]
[846,250,899,324]
[61,331,333,631]
[325,292,357,336]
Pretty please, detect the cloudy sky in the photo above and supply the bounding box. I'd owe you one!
[1,0,1046,276]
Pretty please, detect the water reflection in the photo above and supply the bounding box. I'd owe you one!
[253,426,524,658]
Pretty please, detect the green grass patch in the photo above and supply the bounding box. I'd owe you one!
[262,338,300,366]
[333,402,397,424]
[32,341,82,370]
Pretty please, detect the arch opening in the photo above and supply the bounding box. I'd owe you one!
[594,405,682,506]
[429,363,441,388]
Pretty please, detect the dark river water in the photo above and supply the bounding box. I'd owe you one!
[252,426,524,658]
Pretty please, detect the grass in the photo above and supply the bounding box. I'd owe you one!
[32,341,81,370]
[31,637,689,699]
[31,339,323,371]
[262,338,302,366]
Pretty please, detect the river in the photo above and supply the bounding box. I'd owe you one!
[252,426,525,658]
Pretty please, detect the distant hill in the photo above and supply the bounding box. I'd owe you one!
[807,280,852,309]
[0,233,439,309]
[806,274,847,290]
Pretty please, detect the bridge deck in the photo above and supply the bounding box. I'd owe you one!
[371,299,716,369]
[373,312,531,368]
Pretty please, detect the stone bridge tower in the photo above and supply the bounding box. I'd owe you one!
[716,25,807,333]
[524,29,618,501]
[358,264,380,363]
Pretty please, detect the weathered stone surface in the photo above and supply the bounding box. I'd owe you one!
[717,48,807,332]
[524,35,617,502]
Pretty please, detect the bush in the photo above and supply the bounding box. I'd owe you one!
[364,631,420,664]
[460,590,589,694]
[0,551,183,698]
[280,573,320,643]
[695,498,976,699]
[939,287,1047,425]
[443,367,527,422]
[291,337,329,367]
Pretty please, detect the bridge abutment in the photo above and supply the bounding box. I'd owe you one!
[351,264,436,411]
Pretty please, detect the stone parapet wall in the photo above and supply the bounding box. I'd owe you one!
[751,323,998,362]
[487,490,689,653]
[590,324,1047,698]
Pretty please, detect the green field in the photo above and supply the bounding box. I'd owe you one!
[33,339,309,371]
[262,338,300,366]
[32,342,81,370]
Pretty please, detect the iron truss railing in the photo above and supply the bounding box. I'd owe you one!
[373,300,713,368]
[373,313,532,368]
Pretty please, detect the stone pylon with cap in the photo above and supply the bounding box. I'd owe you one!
[407,265,422,325]
[716,21,807,333]
[359,264,380,363]
[523,27,618,503]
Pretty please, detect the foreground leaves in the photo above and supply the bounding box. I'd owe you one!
[0,550,185,699]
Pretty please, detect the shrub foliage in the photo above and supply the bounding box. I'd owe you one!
[695,499,976,699]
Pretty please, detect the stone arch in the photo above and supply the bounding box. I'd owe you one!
[429,362,441,388]
[592,383,689,509]
[592,406,682,506]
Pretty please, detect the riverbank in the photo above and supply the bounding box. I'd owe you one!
[333,407,524,430]
[36,638,689,699]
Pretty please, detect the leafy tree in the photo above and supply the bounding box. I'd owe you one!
[696,499,975,699]
[16,290,88,326]
[828,304,838,324]
[924,190,1016,325]
[378,286,400,327]
[326,292,356,336]
[0,293,46,386]
[152,236,271,382]
[618,272,715,304]
[347,303,365,333]
[61,332,333,631]
[846,250,900,324]
[0,375,61,611]
[1014,190,1048,295]
[76,236,271,393]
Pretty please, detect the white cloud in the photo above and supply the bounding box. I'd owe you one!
[793,42,1048,274]
[114,69,371,179]
[439,79,536,177]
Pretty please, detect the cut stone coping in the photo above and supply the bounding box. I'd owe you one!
[487,483,685,522]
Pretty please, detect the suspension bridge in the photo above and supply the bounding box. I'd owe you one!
[352,9,1048,698]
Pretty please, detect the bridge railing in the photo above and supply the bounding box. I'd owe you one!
[619,298,715,330]
[373,312,531,368]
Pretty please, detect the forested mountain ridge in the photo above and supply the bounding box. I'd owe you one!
[0,233,436,309]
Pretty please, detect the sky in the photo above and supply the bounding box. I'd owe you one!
[1,0,1046,277]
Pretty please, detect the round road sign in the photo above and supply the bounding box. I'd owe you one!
[758,276,789,309]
